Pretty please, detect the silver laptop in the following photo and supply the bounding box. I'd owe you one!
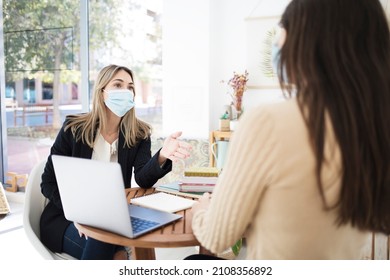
[51,155,182,238]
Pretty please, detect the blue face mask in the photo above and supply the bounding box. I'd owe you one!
[271,43,288,83]
[271,43,281,76]
[104,89,135,117]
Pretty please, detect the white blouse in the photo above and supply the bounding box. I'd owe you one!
[91,133,118,163]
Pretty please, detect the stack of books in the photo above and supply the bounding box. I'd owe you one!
[183,167,220,177]
[180,167,220,193]
[156,167,220,197]
[155,182,203,199]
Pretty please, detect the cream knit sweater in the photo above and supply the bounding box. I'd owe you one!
[192,99,371,259]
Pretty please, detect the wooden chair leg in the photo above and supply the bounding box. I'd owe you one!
[132,247,156,260]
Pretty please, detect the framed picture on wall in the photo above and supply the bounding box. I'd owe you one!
[245,16,281,89]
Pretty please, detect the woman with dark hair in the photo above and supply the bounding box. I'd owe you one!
[40,64,191,259]
[189,0,390,259]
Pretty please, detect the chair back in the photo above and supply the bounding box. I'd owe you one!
[23,159,75,260]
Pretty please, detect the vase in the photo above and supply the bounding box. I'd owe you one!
[233,90,244,112]
[230,119,238,131]
[230,104,242,120]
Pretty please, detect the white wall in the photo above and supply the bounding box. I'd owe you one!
[162,0,210,138]
[209,0,258,131]
[209,0,290,132]
[163,0,290,138]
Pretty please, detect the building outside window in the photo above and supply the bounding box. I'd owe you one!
[1,0,163,180]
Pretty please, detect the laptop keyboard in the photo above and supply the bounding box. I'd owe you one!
[131,216,159,234]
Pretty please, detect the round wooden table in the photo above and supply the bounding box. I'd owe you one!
[76,187,211,260]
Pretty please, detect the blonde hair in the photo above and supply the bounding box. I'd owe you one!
[65,64,151,148]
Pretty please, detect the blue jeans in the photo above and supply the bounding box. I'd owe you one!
[62,223,124,260]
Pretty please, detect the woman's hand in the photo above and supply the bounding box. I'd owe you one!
[159,131,192,164]
[74,223,88,240]
[191,192,212,215]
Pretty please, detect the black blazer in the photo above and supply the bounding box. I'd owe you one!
[40,119,172,252]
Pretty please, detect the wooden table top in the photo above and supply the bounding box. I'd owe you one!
[76,187,200,249]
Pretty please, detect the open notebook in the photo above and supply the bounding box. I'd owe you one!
[131,192,196,213]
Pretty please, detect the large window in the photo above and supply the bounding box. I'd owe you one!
[88,0,163,135]
[1,0,163,180]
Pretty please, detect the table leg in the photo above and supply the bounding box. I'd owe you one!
[132,247,156,260]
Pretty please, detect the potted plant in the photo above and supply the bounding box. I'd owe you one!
[219,112,230,131]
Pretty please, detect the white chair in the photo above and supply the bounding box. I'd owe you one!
[23,159,76,260]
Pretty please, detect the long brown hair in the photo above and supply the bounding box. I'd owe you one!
[278,0,390,234]
[65,64,151,147]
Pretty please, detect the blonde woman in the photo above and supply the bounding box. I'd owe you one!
[40,64,191,259]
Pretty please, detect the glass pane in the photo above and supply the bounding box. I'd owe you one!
[2,0,82,184]
[88,0,163,136]
[1,0,164,189]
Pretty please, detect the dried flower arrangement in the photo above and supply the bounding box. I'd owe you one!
[222,70,249,119]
